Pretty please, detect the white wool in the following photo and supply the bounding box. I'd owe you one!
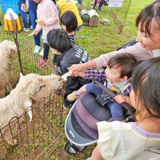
[0,40,17,98]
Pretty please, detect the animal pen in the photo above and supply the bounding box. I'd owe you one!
[0,11,66,160]
[109,0,132,32]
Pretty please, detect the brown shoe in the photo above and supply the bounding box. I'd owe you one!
[67,91,78,101]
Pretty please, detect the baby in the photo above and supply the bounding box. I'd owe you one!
[68,53,137,120]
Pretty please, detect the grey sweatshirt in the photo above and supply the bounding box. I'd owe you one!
[95,42,160,68]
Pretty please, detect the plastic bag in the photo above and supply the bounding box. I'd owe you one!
[4,8,22,32]
[5,8,18,20]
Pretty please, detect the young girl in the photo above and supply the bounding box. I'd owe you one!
[87,57,160,160]
[61,11,77,45]
[33,0,60,67]
[69,1,160,74]
[52,11,78,66]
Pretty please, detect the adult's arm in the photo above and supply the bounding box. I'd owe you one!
[69,42,153,73]
[95,42,153,68]
[68,60,97,73]
[21,0,26,11]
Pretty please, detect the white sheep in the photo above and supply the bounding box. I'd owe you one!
[0,40,17,98]
[0,73,63,146]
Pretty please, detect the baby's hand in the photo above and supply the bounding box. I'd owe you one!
[38,20,45,26]
[33,29,39,35]
[73,71,84,77]
[114,95,127,104]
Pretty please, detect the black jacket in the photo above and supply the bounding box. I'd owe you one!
[54,45,91,106]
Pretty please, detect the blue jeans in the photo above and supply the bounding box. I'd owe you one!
[86,83,124,121]
[107,102,124,121]
[85,83,103,96]
[21,10,31,28]
[29,7,42,46]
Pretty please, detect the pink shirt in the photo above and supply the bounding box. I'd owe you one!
[36,0,60,36]
[95,42,160,68]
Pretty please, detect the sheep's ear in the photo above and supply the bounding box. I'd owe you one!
[11,45,17,50]
[19,73,24,82]
[24,98,33,122]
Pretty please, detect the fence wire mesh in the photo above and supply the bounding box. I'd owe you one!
[0,87,65,160]
[109,0,132,32]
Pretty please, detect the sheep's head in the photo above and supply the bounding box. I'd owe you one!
[14,73,64,121]
[0,40,17,59]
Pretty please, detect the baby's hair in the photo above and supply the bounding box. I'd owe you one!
[135,0,160,37]
[61,11,77,33]
[132,57,160,119]
[47,29,72,53]
[107,53,137,78]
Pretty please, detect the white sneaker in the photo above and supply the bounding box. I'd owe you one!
[23,28,30,32]
[39,48,44,56]
[34,45,41,53]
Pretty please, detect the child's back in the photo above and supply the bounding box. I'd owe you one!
[97,121,160,160]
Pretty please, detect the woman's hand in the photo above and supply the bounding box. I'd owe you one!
[68,60,97,75]
[68,64,84,74]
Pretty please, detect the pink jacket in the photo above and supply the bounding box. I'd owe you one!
[36,0,60,36]
[95,42,160,68]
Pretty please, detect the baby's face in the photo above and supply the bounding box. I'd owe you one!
[105,66,122,84]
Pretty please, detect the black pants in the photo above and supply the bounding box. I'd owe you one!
[43,43,50,60]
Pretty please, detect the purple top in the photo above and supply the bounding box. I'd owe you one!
[130,122,160,138]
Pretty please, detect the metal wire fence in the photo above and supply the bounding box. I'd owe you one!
[109,0,132,32]
[0,87,65,160]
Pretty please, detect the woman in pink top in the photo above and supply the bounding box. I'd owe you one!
[33,0,60,66]
[68,1,160,73]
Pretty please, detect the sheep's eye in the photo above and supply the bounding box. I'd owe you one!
[58,77,62,81]
[36,85,45,93]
